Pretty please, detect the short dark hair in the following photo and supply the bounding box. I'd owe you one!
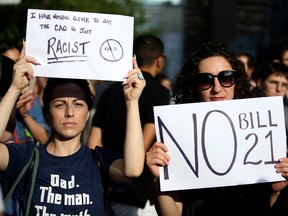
[256,62,288,82]
[0,41,19,54]
[263,41,288,63]
[42,78,94,116]
[236,52,257,69]
[133,34,164,67]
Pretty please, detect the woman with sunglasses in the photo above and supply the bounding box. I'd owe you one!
[146,42,288,216]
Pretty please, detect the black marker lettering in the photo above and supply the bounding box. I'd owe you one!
[30,12,36,19]
[202,110,237,176]
[47,37,90,63]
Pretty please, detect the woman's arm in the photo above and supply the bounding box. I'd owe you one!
[0,86,22,139]
[88,126,103,149]
[154,180,183,216]
[109,56,146,184]
[146,141,183,215]
[0,43,37,141]
[0,43,38,171]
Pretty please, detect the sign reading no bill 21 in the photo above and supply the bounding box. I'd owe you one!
[154,96,287,191]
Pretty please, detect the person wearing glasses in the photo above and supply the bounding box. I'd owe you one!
[255,62,288,98]
[255,62,288,146]
[146,42,288,216]
[262,41,288,115]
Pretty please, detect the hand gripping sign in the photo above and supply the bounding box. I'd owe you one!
[25,9,134,81]
[154,96,287,191]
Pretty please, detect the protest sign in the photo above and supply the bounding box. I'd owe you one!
[25,9,134,81]
[154,96,287,191]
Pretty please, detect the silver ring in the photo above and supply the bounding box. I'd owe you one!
[137,73,144,80]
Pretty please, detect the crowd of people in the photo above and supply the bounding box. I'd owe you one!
[0,34,288,216]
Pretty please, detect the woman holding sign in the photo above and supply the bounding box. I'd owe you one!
[0,45,146,215]
[146,42,288,216]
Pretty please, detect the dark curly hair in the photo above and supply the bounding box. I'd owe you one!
[42,78,94,117]
[172,42,254,104]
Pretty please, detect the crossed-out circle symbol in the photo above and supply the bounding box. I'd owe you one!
[99,39,124,62]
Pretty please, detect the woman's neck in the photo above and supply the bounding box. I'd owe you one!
[47,136,81,156]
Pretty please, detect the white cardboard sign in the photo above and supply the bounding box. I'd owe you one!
[154,96,287,191]
[25,9,134,81]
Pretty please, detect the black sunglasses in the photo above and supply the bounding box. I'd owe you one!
[196,70,236,90]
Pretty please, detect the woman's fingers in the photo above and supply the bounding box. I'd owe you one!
[275,158,288,180]
[123,59,145,92]
[132,55,139,69]
[146,144,170,166]
[20,40,26,59]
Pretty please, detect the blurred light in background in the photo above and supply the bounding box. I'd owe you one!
[0,0,21,4]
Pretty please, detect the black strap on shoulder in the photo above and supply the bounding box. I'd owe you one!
[92,149,100,167]
[92,149,107,205]
[4,147,39,216]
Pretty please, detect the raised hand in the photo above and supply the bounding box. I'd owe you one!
[0,42,38,142]
[11,42,39,93]
[123,56,146,103]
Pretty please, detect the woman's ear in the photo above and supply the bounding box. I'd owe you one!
[86,111,90,122]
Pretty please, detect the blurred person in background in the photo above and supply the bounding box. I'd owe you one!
[255,62,288,98]
[0,41,20,62]
[262,41,288,66]
[156,73,172,91]
[255,62,288,146]
[236,52,257,89]
[0,53,26,215]
[88,34,170,216]
[0,41,51,145]
[261,41,288,131]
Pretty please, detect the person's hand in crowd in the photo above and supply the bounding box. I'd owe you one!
[272,156,288,191]
[11,42,39,93]
[0,42,39,140]
[269,155,288,206]
[16,88,36,118]
[123,56,146,103]
[146,141,170,181]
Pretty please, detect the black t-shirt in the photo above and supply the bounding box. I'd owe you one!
[1,143,120,215]
[270,186,288,216]
[92,72,170,151]
[181,183,274,216]
[91,71,170,207]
